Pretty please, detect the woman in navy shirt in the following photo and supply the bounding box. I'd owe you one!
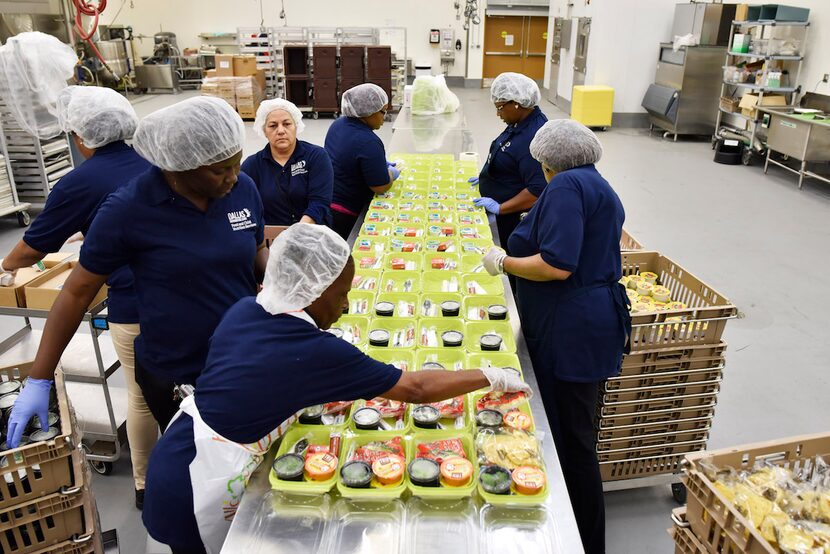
[482,120,631,554]
[6,97,269,449]
[142,224,529,553]
[472,72,548,252]
[241,99,332,225]
[0,86,157,508]
[325,83,399,239]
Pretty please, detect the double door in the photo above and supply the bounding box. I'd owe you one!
[483,15,548,80]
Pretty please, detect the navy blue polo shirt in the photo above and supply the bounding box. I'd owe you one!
[325,117,389,214]
[241,140,333,225]
[79,167,264,384]
[23,141,150,324]
[143,299,402,548]
[478,106,548,203]
[508,164,627,382]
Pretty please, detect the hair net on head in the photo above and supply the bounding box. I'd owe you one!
[257,224,351,315]
[56,86,138,149]
[254,98,305,139]
[0,32,78,139]
[341,83,388,118]
[490,72,541,108]
[529,119,603,172]
[133,96,245,172]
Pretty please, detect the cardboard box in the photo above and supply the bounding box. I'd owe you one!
[214,54,234,76]
[735,3,749,21]
[43,252,75,267]
[0,265,60,307]
[232,55,258,76]
[738,93,787,119]
[24,261,108,311]
[205,69,217,78]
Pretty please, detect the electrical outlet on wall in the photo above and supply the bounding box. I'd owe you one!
[823,74,829,83]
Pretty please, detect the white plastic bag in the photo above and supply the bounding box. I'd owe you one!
[0,32,77,138]
[672,33,699,52]
[411,75,460,116]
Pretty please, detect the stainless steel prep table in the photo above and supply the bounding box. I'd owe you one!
[221,111,584,554]
[760,107,830,189]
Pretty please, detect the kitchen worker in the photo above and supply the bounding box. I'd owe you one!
[472,72,548,252]
[6,96,268,448]
[325,83,399,239]
[142,223,530,553]
[241,98,332,225]
[0,86,156,509]
[481,120,630,554]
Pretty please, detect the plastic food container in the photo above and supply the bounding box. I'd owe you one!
[412,405,440,429]
[359,222,392,237]
[349,399,408,433]
[442,331,464,347]
[384,252,423,272]
[406,431,478,499]
[416,318,466,349]
[462,274,505,296]
[421,270,461,293]
[369,317,417,349]
[465,321,517,353]
[440,300,461,317]
[487,305,508,320]
[376,292,419,319]
[346,290,375,316]
[380,271,421,294]
[461,254,487,274]
[475,409,503,430]
[419,292,463,318]
[298,405,324,425]
[336,432,408,499]
[388,238,424,253]
[352,269,381,292]
[470,390,535,432]
[269,426,342,494]
[423,238,458,253]
[272,453,305,482]
[352,407,383,430]
[466,352,523,378]
[415,349,466,372]
[365,348,414,372]
[375,301,395,317]
[340,461,373,489]
[408,458,440,487]
[368,329,390,347]
[462,295,509,321]
[479,333,503,351]
[429,253,461,271]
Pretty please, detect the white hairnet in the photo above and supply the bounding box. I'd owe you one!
[490,72,540,108]
[341,83,388,118]
[0,32,78,139]
[529,119,603,172]
[257,224,351,315]
[133,96,245,172]
[56,86,138,149]
[254,98,305,139]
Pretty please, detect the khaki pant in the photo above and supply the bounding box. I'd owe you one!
[109,323,158,490]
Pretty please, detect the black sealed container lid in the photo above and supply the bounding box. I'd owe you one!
[352,406,382,430]
[375,301,395,317]
[412,405,440,429]
[408,458,441,487]
[479,464,512,495]
[272,453,305,481]
[476,409,503,429]
[341,460,373,488]
[368,329,391,347]
[298,405,324,425]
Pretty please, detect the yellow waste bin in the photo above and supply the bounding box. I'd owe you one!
[571,85,614,128]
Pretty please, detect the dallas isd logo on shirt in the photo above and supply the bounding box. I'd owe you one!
[290,160,307,176]
[227,208,256,231]
[500,140,512,152]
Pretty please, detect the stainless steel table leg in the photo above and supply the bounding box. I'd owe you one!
[764,149,771,174]
[799,160,807,189]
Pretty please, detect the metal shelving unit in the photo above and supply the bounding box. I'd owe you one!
[714,19,809,165]
[0,101,74,203]
[0,115,31,227]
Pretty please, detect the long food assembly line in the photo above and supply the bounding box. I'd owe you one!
[1,1,830,553]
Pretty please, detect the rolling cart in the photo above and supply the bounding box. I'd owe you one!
[0,113,32,227]
[0,300,127,475]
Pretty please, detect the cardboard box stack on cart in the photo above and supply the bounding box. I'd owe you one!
[201,54,266,119]
[598,246,738,497]
[669,432,830,553]
[0,361,104,553]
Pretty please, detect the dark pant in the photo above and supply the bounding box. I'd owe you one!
[171,547,206,554]
[330,210,357,241]
[495,212,521,293]
[542,377,605,554]
[134,356,179,432]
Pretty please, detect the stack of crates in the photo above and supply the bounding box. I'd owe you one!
[0,362,102,554]
[597,250,738,485]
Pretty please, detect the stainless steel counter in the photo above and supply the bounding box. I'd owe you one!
[759,107,830,189]
[221,114,584,554]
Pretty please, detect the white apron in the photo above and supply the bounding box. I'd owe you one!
[180,310,314,553]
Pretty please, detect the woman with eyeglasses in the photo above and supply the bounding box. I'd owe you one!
[472,72,548,253]
[324,83,399,239]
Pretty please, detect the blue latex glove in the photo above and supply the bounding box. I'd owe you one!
[6,377,52,448]
[386,160,397,167]
[388,165,401,181]
[474,197,500,215]
[468,176,479,185]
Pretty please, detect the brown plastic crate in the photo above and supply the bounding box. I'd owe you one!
[620,228,643,251]
[599,391,719,417]
[597,403,716,429]
[0,363,77,511]
[600,450,704,482]
[597,426,711,453]
[26,538,96,554]
[668,507,707,554]
[623,251,737,349]
[0,485,92,554]
[600,379,721,404]
[598,438,709,462]
[683,432,830,554]
[597,415,713,441]
[604,366,723,392]
[622,342,728,371]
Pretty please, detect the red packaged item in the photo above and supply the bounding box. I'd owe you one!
[306,444,330,455]
[390,257,406,270]
[476,391,527,412]
[431,258,445,269]
[427,396,464,418]
[365,398,406,418]
[323,401,353,415]
[351,436,405,463]
[416,438,467,464]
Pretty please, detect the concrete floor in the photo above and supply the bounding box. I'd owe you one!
[2,86,829,553]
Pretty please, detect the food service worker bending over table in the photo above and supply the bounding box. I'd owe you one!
[241,98,333,225]
[325,83,400,239]
[472,72,548,252]
[142,224,530,554]
[482,120,631,554]
[6,97,268,447]
[0,86,158,507]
